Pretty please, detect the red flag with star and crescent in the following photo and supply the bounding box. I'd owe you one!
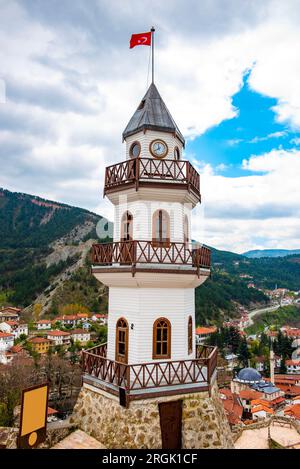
[130,31,152,49]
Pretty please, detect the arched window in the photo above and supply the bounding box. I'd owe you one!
[184,215,189,246]
[115,317,128,363]
[152,209,170,247]
[121,211,133,241]
[153,318,171,359]
[188,316,193,355]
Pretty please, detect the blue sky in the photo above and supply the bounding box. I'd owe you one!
[189,71,300,178]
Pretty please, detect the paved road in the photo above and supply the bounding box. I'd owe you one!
[247,304,280,326]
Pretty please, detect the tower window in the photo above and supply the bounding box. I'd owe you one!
[174,146,180,160]
[184,215,189,246]
[153,318,171,359]
[121,211,133,241]
[188,316,193,355]
[115,317,128,363]
[152,209,170,247]
[137,99,145,110]
[129,141,141,158]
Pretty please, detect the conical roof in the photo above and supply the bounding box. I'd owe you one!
[122,83,185,146]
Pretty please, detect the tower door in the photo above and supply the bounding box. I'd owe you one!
[159,400,182,449]
[115,318,128,364]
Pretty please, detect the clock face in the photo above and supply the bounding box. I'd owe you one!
[150,139,168,158]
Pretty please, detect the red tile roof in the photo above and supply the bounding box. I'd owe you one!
[47,330,70,336]
[0,332,14,339]
[10,344,23,353]
[47,407,58,415]
[195,326,217,335]
[71,329,88,335]
[239,389,263,400]
[251,405,274,414]
[286,360,300,366]
[219,388,243,425]
[37,319,52,324]
[29,337,51,344]
[284,403,300,420]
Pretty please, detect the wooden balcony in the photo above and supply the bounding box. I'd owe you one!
[104,158,200,200]
[82,343,217,401]
[92,241,211,271]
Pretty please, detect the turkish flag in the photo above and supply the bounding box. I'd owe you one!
[130,32,152,49]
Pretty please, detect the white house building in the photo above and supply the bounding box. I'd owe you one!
[91,314,108,325]
[36,319,52,330]
[47,330,71,347]
[286,359,300,374]
[0,331,14,351]
[70,329,90,344]
[0,321,28,339]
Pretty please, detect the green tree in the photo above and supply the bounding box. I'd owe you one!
[237,338,250,367]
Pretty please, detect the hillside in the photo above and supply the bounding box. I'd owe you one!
[243,249,300,258]
[1,188,299,324]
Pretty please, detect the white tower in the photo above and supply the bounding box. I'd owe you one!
[93,83,210,366]
[74,83,233,449]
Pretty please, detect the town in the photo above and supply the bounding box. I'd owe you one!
[1,285,300,441]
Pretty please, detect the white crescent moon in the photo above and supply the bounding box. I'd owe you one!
[138,36,147,44]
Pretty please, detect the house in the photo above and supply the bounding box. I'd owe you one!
[76,313,90,323]
[55,315,77,327]
[36,319,52,330]
[239,389,263,413]
[195,326,217,344]
[91,314,108,325]
[70,329,90,344]
[28,337,51,354]
[219,388,243,426]
[225,353,238,370]
[47,330,71,346]
[0,331,14,350]
[254,356,265,372]
[0,321,28,339]
[284,403,300,420]
[0,307,21,322]
[82,322,91,330]
[286,359,300,374]
[251,404,274,420]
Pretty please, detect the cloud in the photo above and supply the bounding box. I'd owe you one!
[1,0,300,252]
[249,130,287,143]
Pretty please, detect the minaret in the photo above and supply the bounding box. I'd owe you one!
[270,341,275,384]
[72,83,233,449]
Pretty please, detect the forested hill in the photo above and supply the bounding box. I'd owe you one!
[0,188,299,325]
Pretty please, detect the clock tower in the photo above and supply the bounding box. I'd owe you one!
[72,83,233,449]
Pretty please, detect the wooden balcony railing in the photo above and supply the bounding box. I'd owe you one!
[82,343,217,393]
[92,241,211,269]
[104,158,200,199]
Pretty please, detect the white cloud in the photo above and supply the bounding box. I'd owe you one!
[1,1,300,252]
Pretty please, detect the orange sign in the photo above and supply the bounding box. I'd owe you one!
[18,383,49,449]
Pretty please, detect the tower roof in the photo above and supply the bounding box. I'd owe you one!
[122,83,185,146]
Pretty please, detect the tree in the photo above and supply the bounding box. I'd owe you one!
[237,338,251,367]
[59,304,90,316]
[279,356,287,374]
[33,303,42,322]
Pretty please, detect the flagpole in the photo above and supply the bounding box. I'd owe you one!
[151,26,155,83]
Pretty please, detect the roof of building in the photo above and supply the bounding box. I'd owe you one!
[195,326,217,335]
[47,407,58,415]
[71,329,88,335]
[251,405,274,415]
[219,388,243,425]
[93,314,107,318]
[37,319,52,324]
[47,330,70,337]
[236,367,262,383]
[239,389,263,400]
[10,344,24,353]
[122,83,185,145]
[284,403,300,420]
[0,331,14,339]
[292,395,300,401]
[29,337,51,344]
[286,359,300,366]
[76,313,89,318]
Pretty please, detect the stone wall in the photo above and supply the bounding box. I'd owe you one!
[70,382,233,449]
[0,425,75,449]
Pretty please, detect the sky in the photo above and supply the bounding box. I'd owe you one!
[1,0,300,253]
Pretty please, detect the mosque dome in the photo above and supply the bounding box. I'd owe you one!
[236,367,262,383]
